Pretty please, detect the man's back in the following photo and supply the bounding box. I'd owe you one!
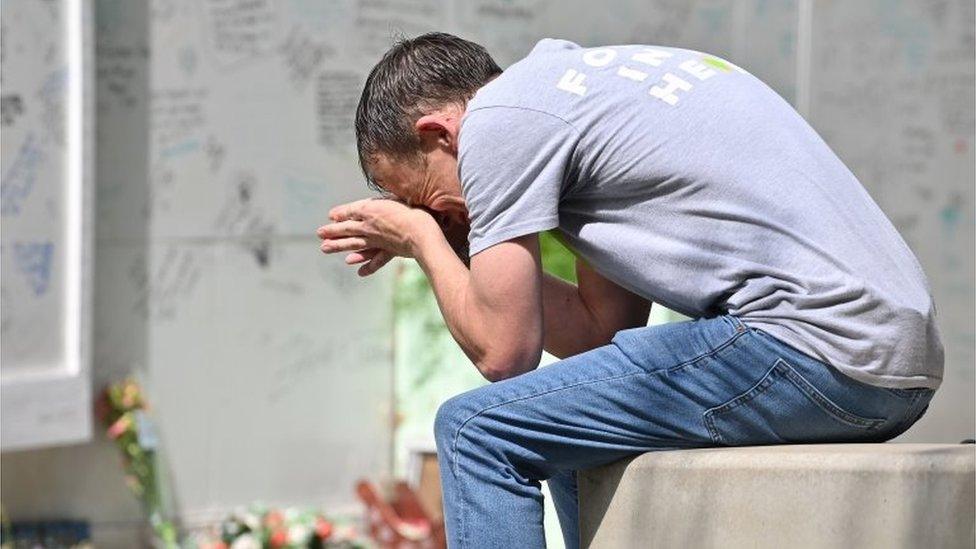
[341,33,942,547]
[458,38,943,389]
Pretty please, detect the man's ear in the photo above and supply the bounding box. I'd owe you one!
[415,110,462,154]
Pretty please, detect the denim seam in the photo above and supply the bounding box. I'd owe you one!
[448,368,647,548]
[614,322,749,375]
[884,387,932,400]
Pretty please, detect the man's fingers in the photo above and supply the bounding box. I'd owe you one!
[346,249,392,274]
[328,201,360,222]
[317,220,365,240]
[320,237,369,254]
[329,199,372,222]
[358,250,393,277]
[345,249,380,264]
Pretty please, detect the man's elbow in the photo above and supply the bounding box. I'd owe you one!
[476,344,543,382]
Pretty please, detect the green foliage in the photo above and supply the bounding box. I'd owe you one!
[539,230,577,283]
[97,380,177,548]
[393,262,468,391]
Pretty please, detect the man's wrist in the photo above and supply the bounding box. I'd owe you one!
[411,214,450,262]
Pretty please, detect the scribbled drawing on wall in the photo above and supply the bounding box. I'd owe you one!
[12,240,55,296]
[1,133,45,217]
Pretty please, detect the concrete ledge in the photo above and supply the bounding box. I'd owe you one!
[578,444,975,549]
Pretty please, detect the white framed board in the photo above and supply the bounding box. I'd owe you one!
[1,0,94,451]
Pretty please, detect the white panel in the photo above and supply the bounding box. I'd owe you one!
[1,0,94,451]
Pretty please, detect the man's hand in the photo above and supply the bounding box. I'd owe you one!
[317,198,443,276]
[319,198,544,382]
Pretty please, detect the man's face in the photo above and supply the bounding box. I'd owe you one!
[363,104,472,254]
[368,152,469,229]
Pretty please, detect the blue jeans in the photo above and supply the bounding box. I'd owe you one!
[433,315,934,548]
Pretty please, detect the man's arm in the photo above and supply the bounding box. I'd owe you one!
[542,260,652,359]
[415,230,545,381]
[319,199,545,382]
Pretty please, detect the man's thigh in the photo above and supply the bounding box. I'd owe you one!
[435,314,909,476]
[434,315,752,476]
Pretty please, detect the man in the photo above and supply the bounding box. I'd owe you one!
[318,33,943,548]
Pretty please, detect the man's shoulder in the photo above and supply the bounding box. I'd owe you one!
[527,38,584,56]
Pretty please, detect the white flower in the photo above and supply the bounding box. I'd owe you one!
[242,512,260,531]
[333,524,357,541]
[288,524,310,543]
[230,534,261,549]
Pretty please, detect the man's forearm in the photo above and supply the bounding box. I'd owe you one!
[413,232,581,362]
[414,232,486,363]
[414,232,544,380]
[542,273,612,358]
[417,253,602,362]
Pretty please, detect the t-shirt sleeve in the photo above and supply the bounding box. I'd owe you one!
[458,106,580,256]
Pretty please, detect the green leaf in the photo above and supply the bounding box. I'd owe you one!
[539,231,577,283]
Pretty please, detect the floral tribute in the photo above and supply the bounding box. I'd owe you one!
[96,379,178,547]
[193,506,364,549]
[98,379,368,549]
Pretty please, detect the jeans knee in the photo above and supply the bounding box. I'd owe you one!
[434,393,468,449]
[434,387,493,451]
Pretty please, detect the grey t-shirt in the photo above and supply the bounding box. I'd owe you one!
[457,39,943,390]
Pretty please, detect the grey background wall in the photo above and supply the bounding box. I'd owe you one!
[1,0,972,546]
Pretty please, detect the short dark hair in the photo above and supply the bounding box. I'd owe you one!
[355,32,501,190]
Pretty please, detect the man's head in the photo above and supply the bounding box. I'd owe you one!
[355,32,501,227]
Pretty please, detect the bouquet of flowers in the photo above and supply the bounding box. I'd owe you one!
[193,506,364,549]
[96,379,178,548]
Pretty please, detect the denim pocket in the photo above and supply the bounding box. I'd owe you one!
[703,358,887,446]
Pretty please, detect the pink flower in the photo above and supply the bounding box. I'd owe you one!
[315,518,333,540]
[107,414,131,439]
[264,510,284,529]
[268,528,288,548]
